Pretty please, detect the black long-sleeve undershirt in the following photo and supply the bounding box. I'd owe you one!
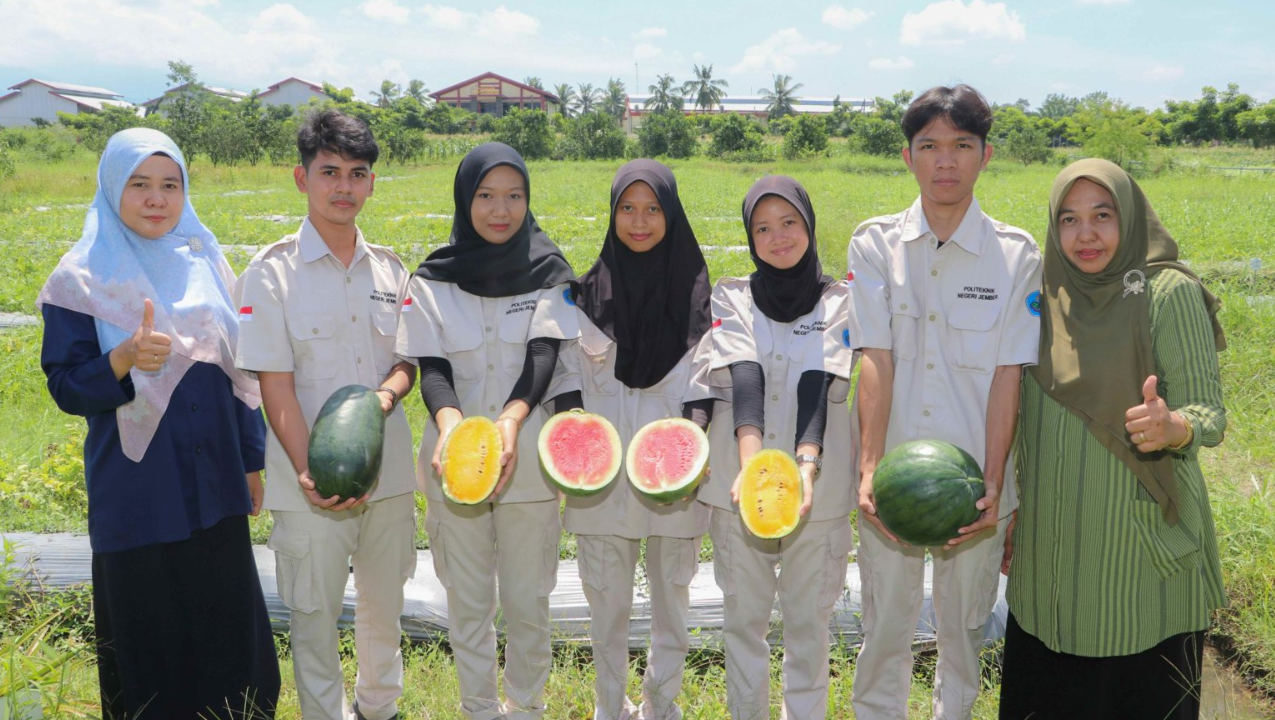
[417,337,562,420]
[729,360,835,449]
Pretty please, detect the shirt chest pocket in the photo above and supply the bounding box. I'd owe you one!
[497,304,535,377]
[945,303,1002,374]
[579,331,620,397]
[440,321,485,382]
[288,313,339,380]
[371,312,398,375]
[888,292,920,362]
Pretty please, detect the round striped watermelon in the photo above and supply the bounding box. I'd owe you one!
[872,440,985,546]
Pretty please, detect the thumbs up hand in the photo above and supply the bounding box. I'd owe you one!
[131,299,173,372]
[1124,375,1187,452]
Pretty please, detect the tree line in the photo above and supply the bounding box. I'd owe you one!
[1,60,1272,179]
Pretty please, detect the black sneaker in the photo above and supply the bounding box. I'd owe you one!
[352,701,398,720]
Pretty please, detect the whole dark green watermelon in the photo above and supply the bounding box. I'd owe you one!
[873,440,985,546]
[306,385,385,502]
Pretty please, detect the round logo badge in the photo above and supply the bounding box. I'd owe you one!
[563,287,576,306]
[842,328,852,347]
[1026,290,1042,317]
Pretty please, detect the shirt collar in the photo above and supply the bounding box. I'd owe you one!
[901,196,985,256]
[298,217,369,266]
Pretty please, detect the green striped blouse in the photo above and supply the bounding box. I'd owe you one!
[1007,269,1226,657]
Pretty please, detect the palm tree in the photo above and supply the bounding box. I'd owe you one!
[405,79,429,105]
[602,78,627,120]
[682,64,728,112]
[370,79,401,109]
[760,74,803,120]
[576,83,600,114]
[524,76,544,90]
[553,83,577,118]
[645,74,682,114]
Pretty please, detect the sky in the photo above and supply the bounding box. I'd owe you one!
[2,0,1273,109]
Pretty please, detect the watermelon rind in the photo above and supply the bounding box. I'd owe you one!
[538,409,622,497]
[441,416,503,505]
[739,449,803,539]
[872,439,985,546]
[307,384,386,502]
[625,418,709,504]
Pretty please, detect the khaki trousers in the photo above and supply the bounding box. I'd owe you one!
[426,498,561,720]
[851,515,1008,720]
[709,508,853,720]
[577,534,700,720]
[269,493,417,720]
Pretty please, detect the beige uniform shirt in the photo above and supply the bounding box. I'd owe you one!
[561,312,715,539]
[701,278,858,523]
[395,278,580,505]
[233,218,416,513]
[847,197,1042,516]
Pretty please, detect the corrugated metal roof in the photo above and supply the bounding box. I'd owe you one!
[8,79,123,98]
[53,93,137,111]
[626,95,874,115]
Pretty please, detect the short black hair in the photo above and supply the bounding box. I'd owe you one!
[297,109,379,169]
[901,85,994,146]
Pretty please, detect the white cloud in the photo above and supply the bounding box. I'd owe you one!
[822,6,873,30]
[417,4,538,37]
[730,29,841,74]
[420,4,468,30]
[900,0,1025,46]
[634,27,667,39]
[1145,64,1184,81]
[482,6,539,36]
[359,0,409,24]
[634,43,664,63]
[868,56,914,70]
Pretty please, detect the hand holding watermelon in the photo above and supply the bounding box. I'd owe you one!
[297,469,369,511]
[857,470,903,544]
[492,412,523,497]
[431,408,463,477]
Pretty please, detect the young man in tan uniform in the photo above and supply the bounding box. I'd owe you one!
[848,86,1042,720]
[234,110,417,720]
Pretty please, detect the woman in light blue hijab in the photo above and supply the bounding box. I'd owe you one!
[39,128,280,718]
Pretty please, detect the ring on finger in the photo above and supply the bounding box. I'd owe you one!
[1137,431,1147,443]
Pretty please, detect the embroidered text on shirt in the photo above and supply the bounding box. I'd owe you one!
[794,320,829,336]
[506,299,537,314]
[369,290,398,305]
[956,285,999,301]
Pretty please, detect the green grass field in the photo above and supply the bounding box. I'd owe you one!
[1,143,1272,717]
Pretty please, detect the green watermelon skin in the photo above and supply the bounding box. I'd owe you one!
[872,440,985,546]
[306,385,386,502]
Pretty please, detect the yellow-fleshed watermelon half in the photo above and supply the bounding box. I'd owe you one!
[538,409,622,497]
[441,416,503,504]
[739,449,803,539]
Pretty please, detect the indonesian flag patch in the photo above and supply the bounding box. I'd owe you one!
[846,271,855,287]
[239,306,253,322]
[402,297,414,312]
[711,318,723,334]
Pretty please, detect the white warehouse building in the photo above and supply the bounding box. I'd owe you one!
[0,79,137,127]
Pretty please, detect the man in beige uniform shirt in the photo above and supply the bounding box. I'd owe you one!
[235,110,417,720]
[848,86,1042,720]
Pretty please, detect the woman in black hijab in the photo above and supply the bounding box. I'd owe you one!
[560,159,714,720]
[397,142,578,719]
[700,175,858,720]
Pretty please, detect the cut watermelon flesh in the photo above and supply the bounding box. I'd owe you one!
[545,417,615,487]
[538,410,622,497]
[626,418,708,503]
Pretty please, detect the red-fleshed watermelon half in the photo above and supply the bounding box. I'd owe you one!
[538,409,622,497]
[626,418,709,503]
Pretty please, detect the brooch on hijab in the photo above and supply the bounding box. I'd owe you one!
[1122,269,1146,298]
[188,237,203,252]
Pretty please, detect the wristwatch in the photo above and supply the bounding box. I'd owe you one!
[795,453,822,477]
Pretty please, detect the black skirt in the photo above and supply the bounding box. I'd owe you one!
[999,611,1204,720]
[92,514,280,720]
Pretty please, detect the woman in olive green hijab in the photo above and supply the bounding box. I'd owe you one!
[999,159,1227,720]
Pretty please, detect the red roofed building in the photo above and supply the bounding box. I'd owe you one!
[0,79,137,127]
[431,72,561,117]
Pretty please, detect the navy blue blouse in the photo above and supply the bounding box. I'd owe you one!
[41,305,266,554]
